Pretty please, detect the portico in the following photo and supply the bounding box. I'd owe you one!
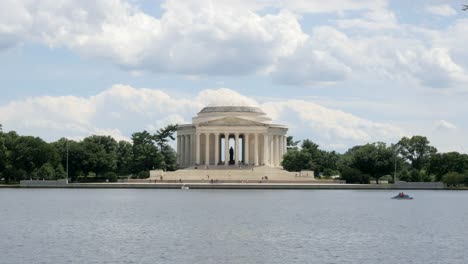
[177,106,288,168]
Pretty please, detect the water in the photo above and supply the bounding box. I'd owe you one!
[1,189,467,264]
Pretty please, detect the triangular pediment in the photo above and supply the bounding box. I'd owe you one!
[200,117,266,126]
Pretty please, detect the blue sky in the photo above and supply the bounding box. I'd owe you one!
[1,0,467,153]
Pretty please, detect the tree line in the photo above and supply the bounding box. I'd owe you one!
[2,122,468,186]
[282,135,468,186]
[0,124,177,183]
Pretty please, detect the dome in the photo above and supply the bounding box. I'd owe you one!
[199,106,265,114]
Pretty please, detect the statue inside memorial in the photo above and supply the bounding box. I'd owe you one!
[229,146,235,165]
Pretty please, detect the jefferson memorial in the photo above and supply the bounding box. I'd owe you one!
[176,106,288,168]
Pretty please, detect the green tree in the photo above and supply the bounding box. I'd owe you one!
[161,145,177,171]
[427,152,468,182]
[315,150,340,176]
[132,131,163,173]
[442,172,466,187]
[350,142,394,184]
[0,124,6,180]
[153,124,177,151]
[397,136,437,171]
[7,135,59,177]
[67,140,86,181]
[281,149,313,172]
[37,162,56,180]
[286,136,301,150]
[81,135,118,176]
[340,167,370,184]
[116,140,133,175]
[102,171,118,182]
[55,164,67,180]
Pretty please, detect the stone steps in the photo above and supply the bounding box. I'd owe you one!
[149,166,316,182]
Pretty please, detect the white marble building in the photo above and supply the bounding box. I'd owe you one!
[177,106,288,168]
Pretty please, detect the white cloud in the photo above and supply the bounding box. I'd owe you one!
[0,85,405,151]
[196,88,260,107]
[435,120,456,130]
[0,0,307,75]
[335,8,398,30]
[1,0,468,90]
[261,100,403,147]
[271,45,352,85]
[425,4,457,17]
[275,0,388,14]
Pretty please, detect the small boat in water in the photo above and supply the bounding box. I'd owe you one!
[181,185,190,190]
[392,192,413,200]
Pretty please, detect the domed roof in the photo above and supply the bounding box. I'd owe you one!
[199,106,265,114]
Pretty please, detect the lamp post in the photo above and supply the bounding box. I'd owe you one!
[393,144,399,184]
[66,139,69,182]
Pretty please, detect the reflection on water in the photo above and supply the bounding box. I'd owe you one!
[1,189,467,264]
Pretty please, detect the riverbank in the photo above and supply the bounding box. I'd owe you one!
[13,181,445,190]
[0,184,19,188]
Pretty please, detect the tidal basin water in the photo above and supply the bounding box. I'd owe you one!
[1,189,467,264]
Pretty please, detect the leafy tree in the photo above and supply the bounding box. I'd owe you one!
[55,164,66,180]
[301,140,320,157]
[161,145,177,171]
[340,167,370,184]
[66,140,87,181]
[349,142,394,184]
[397,136,437,171]
[442,172,466,187]
[102,171,118,182]
[81,135,118,176]
[37,162,56,180]
[153,124,177,151]
[286,136,301,150]
[116,140,133,175]
[132,131,163,173]
[0,124,6,179]
[7,135,59,176]
[427,152,468,182]
[315,150,340,176]
[282,149,313,172]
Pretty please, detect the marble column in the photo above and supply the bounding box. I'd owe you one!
[270,135,274,166]
[254,133,259,166]
[271,135,275,166]
[224,133,229,166]
[180,135,185,166]
[177,136,181,165]
[205,133,210,165]
[279,135,284,163]
[244,133,249,165]
[215,133,220,165]
[263,134,269,166]
[195,133,200,165]
[283,136,287,155]
[275,135,280,166]
[234,133,239,165]
[272,135,276,166]
[185,135,190,167]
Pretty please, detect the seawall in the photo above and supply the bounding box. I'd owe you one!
[17,181,445,190]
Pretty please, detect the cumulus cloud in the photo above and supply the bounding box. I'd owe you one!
[261,100,403,147]
[435,120,457,130]
[1,0,468,89]
[425,4,457,17]
[271,45,352,85]
[0,0,307,76]
[0,85,404,151]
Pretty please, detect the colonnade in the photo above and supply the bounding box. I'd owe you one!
[177,132,287,168]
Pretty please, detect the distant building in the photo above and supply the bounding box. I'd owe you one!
[176,106,288,168]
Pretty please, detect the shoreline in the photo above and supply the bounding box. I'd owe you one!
[1,182,448,190]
